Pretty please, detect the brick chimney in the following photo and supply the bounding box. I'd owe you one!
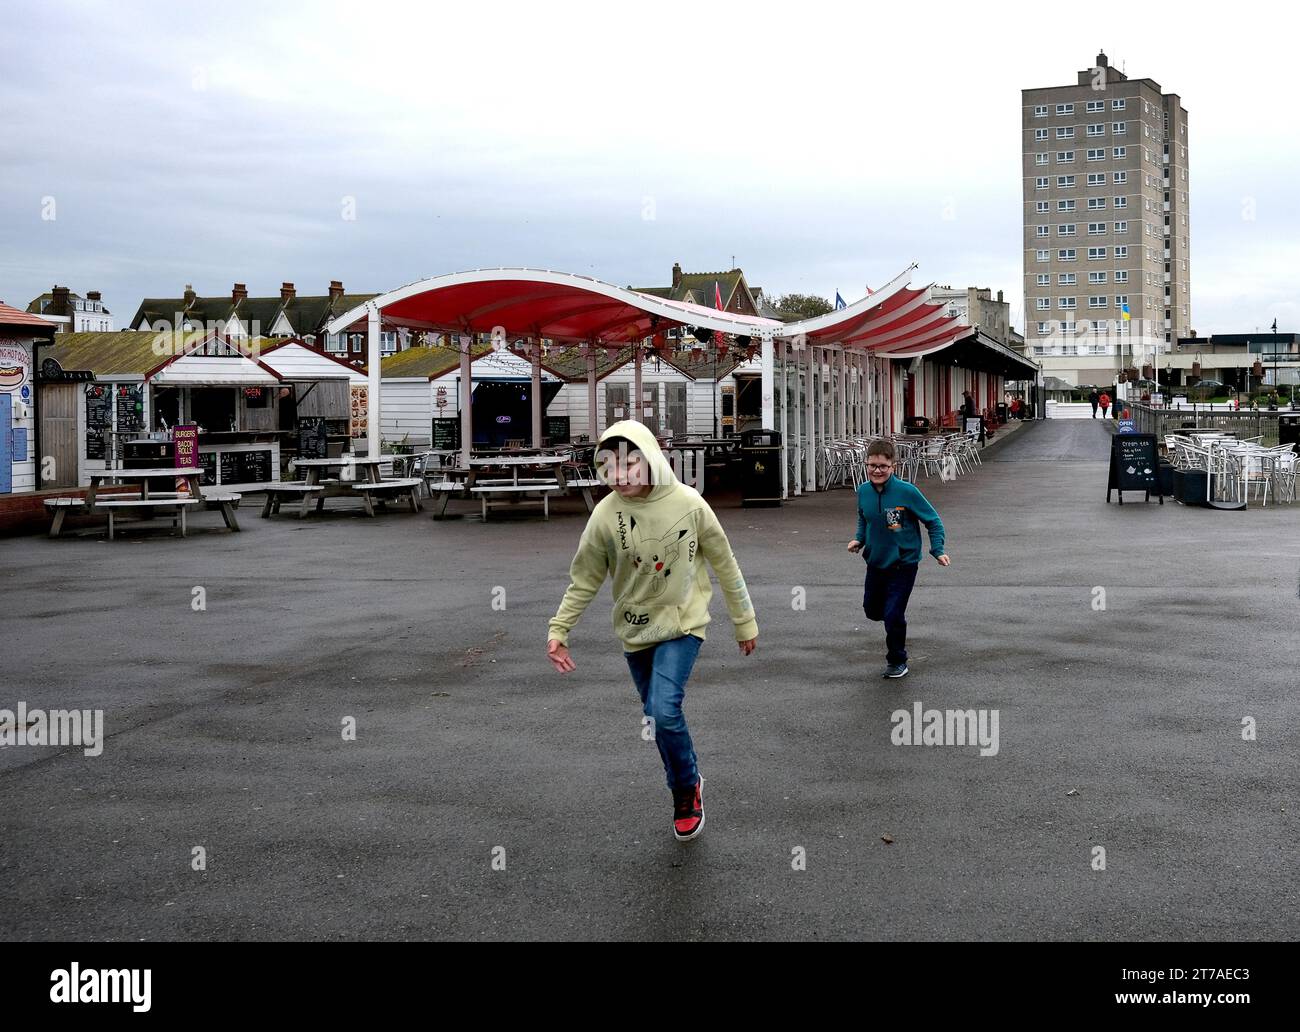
[671,262,682,289]
[51,285,70,316]
[87,290,102,302]
[232,283,248,303]
[280,282,296,301]
[328,280,344,300]
[183,284,196,307]
[997,289,1004,303]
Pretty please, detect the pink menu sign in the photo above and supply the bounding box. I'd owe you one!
[173,424,198,468]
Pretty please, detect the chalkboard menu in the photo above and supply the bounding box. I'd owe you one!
[198,452,217,486]
[116,384,144,433]
[433,417,461,450]
[1107,433,1163,505]
[240,450,272,483]
[219,451,241,484]
[544,416,570,444]
[85,384,111,460]
[298,417,328,459]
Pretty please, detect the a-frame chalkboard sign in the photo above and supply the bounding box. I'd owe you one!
[1107,432,1163,504]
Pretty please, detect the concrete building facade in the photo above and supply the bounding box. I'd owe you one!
[1022,52,1190,387]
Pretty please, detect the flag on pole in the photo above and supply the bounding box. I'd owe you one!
[835,291,846,310]
[1121,302,1131,321]
[714,280,724,311]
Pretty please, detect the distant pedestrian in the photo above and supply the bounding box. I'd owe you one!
[1088,389,1100,417]
[1099,392,1111,418]
[847,439,949,680]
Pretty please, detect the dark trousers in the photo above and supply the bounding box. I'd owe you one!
[863,562,920,666]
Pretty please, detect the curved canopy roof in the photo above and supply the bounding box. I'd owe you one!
[327,265,972,355]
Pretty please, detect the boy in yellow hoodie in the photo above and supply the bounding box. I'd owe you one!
[547,421,758,841]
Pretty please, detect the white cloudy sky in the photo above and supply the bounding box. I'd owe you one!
[1,0,1296,335]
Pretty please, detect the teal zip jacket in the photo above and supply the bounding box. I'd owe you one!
[855,476,946,568]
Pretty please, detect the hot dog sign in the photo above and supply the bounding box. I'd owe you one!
[0,342,32,392]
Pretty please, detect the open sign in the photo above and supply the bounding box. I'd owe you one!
[495,415,512,423]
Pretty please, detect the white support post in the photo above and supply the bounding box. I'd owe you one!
[633,342,643,428]
[531,339,542,447]
[778,339,788,500]
[366,302,381,458]
[760,331,774,431]
[806,346,818,490]
[586,345,598,440]
[459,334,472,469]
[793,340,803,495]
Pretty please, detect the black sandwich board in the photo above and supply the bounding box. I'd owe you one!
[1107,433,1162,504]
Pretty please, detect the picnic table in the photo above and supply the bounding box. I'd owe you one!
[261,456,423,518]
[46,467,241,539]
[465,454,570,520]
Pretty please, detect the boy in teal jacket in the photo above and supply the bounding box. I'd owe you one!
[847,439,950,678]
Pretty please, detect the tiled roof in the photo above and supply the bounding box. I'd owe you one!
[43,330,217,375]
[130,290,380,337]
[537,345,636,382]
[0,300,59,330]
[380,341,493,380]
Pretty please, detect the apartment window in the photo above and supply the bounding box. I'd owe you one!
[1113,147,1127,158]
[1087,173,1105,186]
[1089,271,1107,284]
[1036,249,1050,261]
[1115,270,1128,283]
[1035,128,1048,141]
[1036,298,1051,310]
[1114,221,1128,233]
[1112,98,1126,110]
[1056,151,1075,162]
[1036,322,1051,335]
[1113,196,1127,208]
[1086,100,1104,113]
[1059,249,1076,261]
[1057,199,1076,212]
[1114,171,1128,184]
[1057,103,1074,114]
[1035,176,1049,189]
[1087,123,1105,136]
[325,333,345,353]
[1036,201,1050,214]
[1058,273,1076,285]
[1088,197,1106,210]
[1057,126,1075,139]
[1059,297,1076,309]
[1093,321,1109,333]
[1116,294,1129,308]
[1086,148,1105,161]
[1035,153,1049,165]
[1088,247,1107,260]
[1088,296,1108,309]
[1112,121,1127,135]
[1034,104,1048,117]
[1036,225,1050,237]
[1057,223,1076,236]
[1088,222,1106,235]
[380,331,398,355]
[1057,175,1075,187]
[1061,322,1077,334]
[1036,274,1050,286]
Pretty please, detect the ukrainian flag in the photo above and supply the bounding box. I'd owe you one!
[1121,302,1131,321]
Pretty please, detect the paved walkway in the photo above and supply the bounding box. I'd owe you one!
[1,419,1296,940]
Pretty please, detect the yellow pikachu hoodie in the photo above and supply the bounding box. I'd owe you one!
[548,420,758,652]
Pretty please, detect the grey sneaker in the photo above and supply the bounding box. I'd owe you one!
[882,663,909,679]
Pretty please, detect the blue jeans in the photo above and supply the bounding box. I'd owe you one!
[625,635,702,791]
[863,562,919,666]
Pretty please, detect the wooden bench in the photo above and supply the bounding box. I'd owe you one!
[563,478,604,513]
[45,492,239,536]
[94,498,201,539]
[470,482,563,521]
[353,478,423,515]
[260,482,325,518]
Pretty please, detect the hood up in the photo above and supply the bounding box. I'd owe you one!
[596,420,679,503]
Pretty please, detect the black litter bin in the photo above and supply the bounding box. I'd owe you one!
[1280,414,1300,449]
[996,402,1009,423]
[740,429,782,507]
[1157,457,1175,496]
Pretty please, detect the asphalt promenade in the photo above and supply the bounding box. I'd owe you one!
[1,419,1296,940]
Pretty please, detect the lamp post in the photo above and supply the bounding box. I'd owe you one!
[1272,318,1279,407]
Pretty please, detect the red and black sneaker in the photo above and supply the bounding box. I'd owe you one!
[672,778,704,841]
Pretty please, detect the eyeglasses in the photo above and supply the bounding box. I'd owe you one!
[867,464,894,471]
